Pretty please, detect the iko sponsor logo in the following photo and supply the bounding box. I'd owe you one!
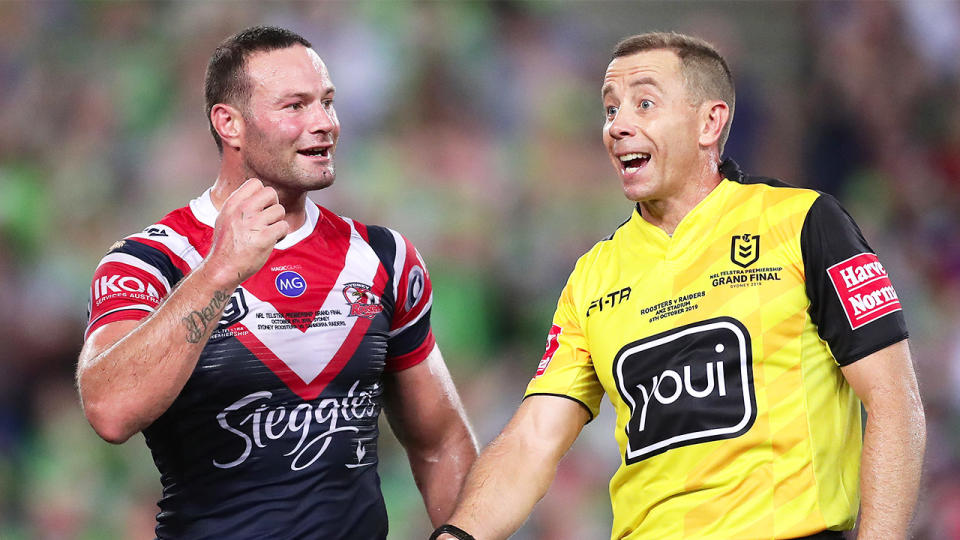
[276,271,307,298]
[613,317,756,464]
[827,253,902,330]
[94,275,160,300]
[213,381,379,471]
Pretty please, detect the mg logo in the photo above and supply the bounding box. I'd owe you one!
[731,233,760,268]
[613,317,756,464]
[275,271,307,298]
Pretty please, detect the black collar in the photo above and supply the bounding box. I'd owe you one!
[719,158,744,183]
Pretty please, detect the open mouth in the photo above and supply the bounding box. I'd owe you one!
[297,146,330,158]
[619,152,650,173]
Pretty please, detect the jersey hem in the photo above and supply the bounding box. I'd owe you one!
[836,332,909,366]
[522,393,594,423]
[85,308,151,340]
[384,331,436,372]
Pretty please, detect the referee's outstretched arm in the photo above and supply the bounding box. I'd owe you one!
[434,395,589,540]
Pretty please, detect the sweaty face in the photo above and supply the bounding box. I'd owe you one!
[239,45,339,192]
[601,50,703,203]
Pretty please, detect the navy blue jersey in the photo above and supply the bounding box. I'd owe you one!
[86,191,436,539]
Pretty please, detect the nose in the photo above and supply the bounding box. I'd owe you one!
[607,110,635,140]
[309,103,337,134]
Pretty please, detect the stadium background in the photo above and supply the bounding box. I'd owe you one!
[1,1,959,538]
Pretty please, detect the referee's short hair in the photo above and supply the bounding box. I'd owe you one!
[613,32,736,155]
[204,26,312,153]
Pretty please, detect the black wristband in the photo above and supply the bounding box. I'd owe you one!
[429,523,476,540]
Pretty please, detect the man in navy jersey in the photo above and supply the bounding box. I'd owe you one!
[76,26,477,539]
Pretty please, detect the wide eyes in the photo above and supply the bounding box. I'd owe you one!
[604,99,654,121]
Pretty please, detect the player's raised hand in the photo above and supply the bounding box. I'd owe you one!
[207,178,289,285]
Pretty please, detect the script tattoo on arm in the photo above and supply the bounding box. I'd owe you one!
[183,289,232,344]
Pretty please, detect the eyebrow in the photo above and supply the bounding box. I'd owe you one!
[602,76,662,99]
[274,87,336,103]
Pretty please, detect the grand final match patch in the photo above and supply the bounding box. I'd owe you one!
[827,253,901,330]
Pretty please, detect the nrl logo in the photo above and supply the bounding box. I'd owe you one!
[730,233,760,268]
[343,282,383,319]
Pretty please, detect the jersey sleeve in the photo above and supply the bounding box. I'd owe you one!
[382,230,436,372]
[524,272,604,421]
[801,193,908,365]
[85,238,185,340]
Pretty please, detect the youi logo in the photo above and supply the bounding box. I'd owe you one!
[275,271,307,298]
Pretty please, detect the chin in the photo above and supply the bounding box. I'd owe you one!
[314,169,336,189]
[621,182,650,202]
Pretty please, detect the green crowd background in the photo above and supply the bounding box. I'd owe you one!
[1,1,959,539]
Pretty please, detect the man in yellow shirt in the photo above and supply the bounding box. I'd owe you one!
[431,32,925,540]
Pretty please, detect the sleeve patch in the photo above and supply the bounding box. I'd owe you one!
[536,324,563,377]
[404,265,426,311]
[827,252,902,330]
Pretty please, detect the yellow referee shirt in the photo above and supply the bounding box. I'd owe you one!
[526,160,908,540]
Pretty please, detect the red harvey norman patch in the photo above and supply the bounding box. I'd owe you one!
[536,324,562,377]
[827,253,902,330]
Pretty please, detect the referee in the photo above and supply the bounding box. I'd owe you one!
[432,32,924,540]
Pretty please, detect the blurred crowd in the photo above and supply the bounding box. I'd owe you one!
[1,1,959,539]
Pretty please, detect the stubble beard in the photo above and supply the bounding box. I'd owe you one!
[242,123,336,193]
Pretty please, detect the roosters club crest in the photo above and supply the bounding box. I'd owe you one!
[731,233,760,268]
[343,282,383,319]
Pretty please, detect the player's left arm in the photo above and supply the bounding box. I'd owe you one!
[840,339,925,539]
[382,344,478,527]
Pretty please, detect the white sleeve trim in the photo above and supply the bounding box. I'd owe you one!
[387,294,433,338]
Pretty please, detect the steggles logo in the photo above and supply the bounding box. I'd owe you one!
[731,233,760,268]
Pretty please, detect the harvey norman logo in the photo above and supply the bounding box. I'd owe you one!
[827,253,902,330]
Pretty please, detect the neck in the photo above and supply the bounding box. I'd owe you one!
[210,158,310,232]
[637,157,723,236]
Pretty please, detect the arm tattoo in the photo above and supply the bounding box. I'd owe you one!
[183,289,232,344]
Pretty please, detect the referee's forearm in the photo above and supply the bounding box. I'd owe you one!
[446,430,559,540]
[855,391,926,538]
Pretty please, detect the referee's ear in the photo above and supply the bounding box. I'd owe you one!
[698,99,730,150]
[211,103,245,152]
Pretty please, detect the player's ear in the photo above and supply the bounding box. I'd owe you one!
[698,100,729,149]
[211,103,245,150]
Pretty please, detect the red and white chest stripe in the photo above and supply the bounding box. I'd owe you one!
[233,219,388,388]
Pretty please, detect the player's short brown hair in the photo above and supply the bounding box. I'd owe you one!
[204,26,311,153]
[613,32,735,154]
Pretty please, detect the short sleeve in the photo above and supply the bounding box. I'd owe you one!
[85,239,184,339]
[382,231,435,372]
[801,194,908,365]
[524,275,604,421]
